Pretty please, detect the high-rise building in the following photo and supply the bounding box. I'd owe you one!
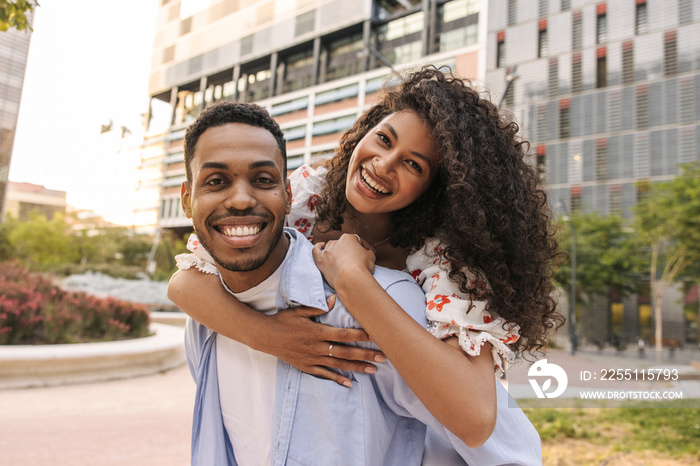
[144,0,486,238]
[0,13,34,220]
[485,0,700,345]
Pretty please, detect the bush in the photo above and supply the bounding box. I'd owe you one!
[0,261,150,345]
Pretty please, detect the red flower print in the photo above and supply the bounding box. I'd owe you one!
[307,194,321,212]
[294,217,311,233]
[500,334,519,344]
[427,295,451,313]
[482,314,494,324]
[430,274,441,291]
[299,167,310,178]
[410,269,422,282]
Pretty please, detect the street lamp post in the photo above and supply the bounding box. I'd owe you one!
[568,214,578,354]
[557,202,578,355]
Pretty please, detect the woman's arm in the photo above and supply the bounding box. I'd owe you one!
[313,235,497,448]
[168,268,386,387]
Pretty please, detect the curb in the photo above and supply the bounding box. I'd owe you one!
[0,323,186,390]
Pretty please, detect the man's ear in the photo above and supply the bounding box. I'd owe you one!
[285,178,292,215]
[181,182,193,218]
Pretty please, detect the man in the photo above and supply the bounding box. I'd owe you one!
[179,101,541,465]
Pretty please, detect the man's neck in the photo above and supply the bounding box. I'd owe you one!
[218,232,290,293]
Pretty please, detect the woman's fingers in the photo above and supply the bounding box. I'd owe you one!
[326,342,386,363]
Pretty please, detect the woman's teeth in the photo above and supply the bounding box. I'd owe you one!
[221,225,260,237]
[361,167,390,194]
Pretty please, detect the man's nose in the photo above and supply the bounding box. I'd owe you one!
[223,181,256,211]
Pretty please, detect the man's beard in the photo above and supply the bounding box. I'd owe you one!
[193,222,283,273]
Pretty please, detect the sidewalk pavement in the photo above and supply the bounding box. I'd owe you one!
[0,363,195,466]
[1,347,698,466]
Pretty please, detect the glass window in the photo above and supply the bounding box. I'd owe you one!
[664,31,677,76]
[497,37,505,68]
[596,13,607,44]
[622,42,634,85]
[572,12,582,50]
[679,0,693,25]
[439,23,478,52]
[597,51,607,88]
[595,139,607,181]
[635,2,648,35]
[572,53,582,93]
[507,0,517,25]
[378,11,424,42]
[443,0,479,22]
[538,26,548,58]
[281,48,315,94]
[325,32,364,82]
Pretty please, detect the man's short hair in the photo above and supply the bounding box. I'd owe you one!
[184,101,287,182]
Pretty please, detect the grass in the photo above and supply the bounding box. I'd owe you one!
[520,399,700,464]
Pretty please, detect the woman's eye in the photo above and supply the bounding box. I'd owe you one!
[377,132,390,146]
[406,160,423,173]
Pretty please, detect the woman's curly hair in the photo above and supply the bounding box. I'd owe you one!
[316,65,564,353]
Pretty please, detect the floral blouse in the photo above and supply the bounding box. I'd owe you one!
[286,165,520,376]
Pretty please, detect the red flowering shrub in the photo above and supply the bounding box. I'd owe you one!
[0,261,150,345]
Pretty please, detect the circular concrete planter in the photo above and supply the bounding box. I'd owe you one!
[0,323,186,390]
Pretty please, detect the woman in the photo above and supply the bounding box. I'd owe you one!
[170,65,563,447]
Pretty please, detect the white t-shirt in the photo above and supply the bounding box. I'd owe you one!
[215,237,290,466]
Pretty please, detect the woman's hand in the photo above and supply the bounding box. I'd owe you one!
[312,234,376,290]
[262,294,386,387]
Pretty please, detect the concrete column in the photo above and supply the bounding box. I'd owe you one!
[312,36,322,86]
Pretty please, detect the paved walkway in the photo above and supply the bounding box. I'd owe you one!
[1,347,697,465]
[0,363,195,466]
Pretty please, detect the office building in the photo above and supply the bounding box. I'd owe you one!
[2,181,66,222]
[143,0,486,238]
[0,13,34,220]
[485,0,700,345]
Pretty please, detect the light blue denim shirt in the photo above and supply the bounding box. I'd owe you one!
[185,228,541,466]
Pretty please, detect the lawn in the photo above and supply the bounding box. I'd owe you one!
[520,399,700,465]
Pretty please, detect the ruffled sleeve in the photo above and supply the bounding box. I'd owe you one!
[406,238,520,377]
[285,164,326,240]
[175,234,219,275]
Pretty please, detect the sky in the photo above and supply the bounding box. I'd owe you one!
[9,0,159,216]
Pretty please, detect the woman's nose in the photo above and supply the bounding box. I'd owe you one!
[372,153,398,175]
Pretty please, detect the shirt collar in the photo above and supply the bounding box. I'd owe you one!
[275,227,330,313]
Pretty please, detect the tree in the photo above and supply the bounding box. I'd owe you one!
[555,211,638,300]
[555,211,639,347]
[6,211,81,269]
[633,162,700,356]
[0,1,39,32]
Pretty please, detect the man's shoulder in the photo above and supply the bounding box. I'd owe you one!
[372,266,417,287]
[372,266,427,325]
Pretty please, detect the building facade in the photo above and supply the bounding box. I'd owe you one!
[485,0,700,346]
[143,0,486,237]
[0,14,34,220]
[2,181,66,222]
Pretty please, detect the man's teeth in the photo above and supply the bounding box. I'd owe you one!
[221,225,260,237]
[361,167,390,194]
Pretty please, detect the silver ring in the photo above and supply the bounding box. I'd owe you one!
[328,344,334,357]
[353,234,362,243]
